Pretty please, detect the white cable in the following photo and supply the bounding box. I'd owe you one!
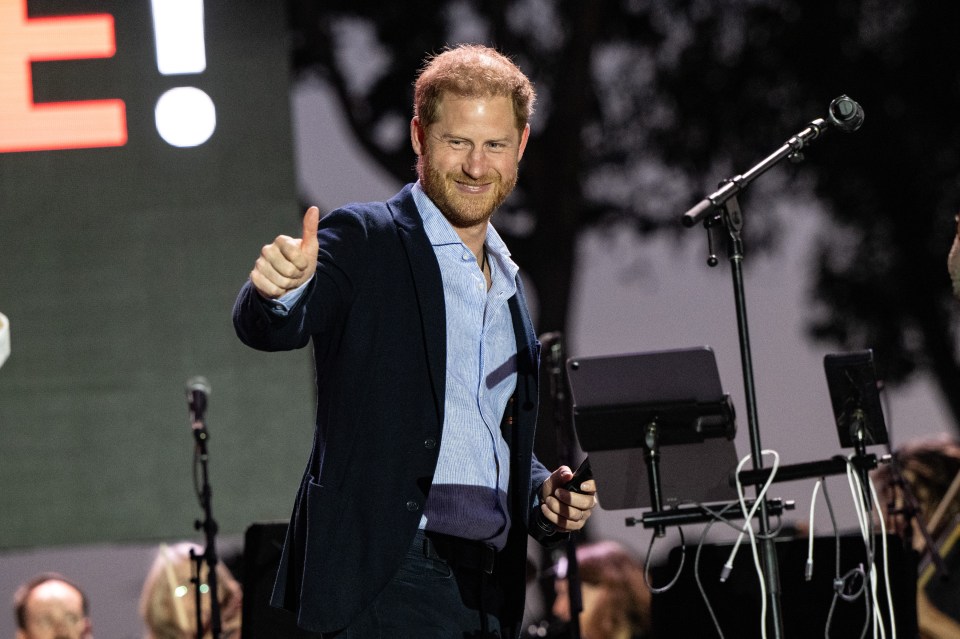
[869,473,897,638]
[845,460,877,638]
[806,479,823,581]
[722,449,780,639]
[845,458,886,639]
[844,462,874,638]
[722,450,781,579]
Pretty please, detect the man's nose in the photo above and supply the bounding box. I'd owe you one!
[462,147,488,178]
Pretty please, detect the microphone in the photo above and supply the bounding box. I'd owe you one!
[827,95,864,132]
[538,332,565,400]
[186,376,211,427]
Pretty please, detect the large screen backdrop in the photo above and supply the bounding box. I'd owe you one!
[0,0,313,548]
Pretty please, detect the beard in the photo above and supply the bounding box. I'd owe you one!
[418,156,517,228]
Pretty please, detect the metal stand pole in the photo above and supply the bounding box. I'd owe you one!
[720,196,784,638]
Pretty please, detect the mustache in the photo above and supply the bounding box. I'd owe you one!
[452,173,498,187]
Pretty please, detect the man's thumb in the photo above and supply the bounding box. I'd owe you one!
[302,206,320,252]
[542,466,572,499]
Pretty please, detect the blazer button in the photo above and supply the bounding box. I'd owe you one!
[423,438,437,449]
[406,500,420,512]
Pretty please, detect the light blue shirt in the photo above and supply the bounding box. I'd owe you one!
[412,182,519,550]
[269,184,520,548]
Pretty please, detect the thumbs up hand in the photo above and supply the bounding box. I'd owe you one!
[250,206,320,299]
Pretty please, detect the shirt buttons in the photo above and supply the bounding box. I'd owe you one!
[406,500,420,512]
[424,438,437,450]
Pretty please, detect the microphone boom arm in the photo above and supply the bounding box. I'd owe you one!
[682,94,863,228]
[682,117,827,228]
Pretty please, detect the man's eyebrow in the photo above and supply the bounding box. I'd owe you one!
[435,132,514,143]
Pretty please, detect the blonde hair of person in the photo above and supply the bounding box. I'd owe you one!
[139,542,242,639]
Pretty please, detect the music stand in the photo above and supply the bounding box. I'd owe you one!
[823,349,888,450]
[824,349,889,512]
[824,349,951,581]
[566,347,738,535]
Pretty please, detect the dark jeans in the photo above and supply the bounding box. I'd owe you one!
[324,529,504,639]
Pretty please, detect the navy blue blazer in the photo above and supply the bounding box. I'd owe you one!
[233,184,556,635]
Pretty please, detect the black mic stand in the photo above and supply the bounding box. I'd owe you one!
[541,332,584,639]
[705,193,787,638]
[191,413,222,639]
[679,96,865,638]
[676,102,857,639]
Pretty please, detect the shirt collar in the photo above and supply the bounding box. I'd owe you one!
[412,181,461,247]
[412,182,518,278]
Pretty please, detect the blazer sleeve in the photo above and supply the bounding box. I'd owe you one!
[233,207,371,352]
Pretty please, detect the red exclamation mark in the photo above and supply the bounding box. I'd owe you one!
[150,0,215,147]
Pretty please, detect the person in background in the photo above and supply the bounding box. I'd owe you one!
[139,542,242,639]
[13,573,92,639]
[233,43,597,638]
[874,436,960,639]
[947,213,960,299]
[551,541,652,639]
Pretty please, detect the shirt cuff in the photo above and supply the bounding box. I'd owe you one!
[263,278,311,317]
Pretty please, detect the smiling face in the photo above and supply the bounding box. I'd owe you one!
[412,94,529,232]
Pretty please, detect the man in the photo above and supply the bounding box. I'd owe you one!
[234,44,597,637]
[13,573,92,639]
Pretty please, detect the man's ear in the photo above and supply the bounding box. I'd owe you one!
[410,116,425,155]
[517,124,530,161]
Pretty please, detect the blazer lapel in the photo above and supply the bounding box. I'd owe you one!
[509,276,540,377]
[388,186,447,427]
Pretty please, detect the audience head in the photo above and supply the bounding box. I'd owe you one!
[948,213,960,298]
[14,572,92,639]
[139,542,242,639]
[552,540,652,639]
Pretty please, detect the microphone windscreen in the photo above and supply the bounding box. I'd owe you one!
[186,376,211,396]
